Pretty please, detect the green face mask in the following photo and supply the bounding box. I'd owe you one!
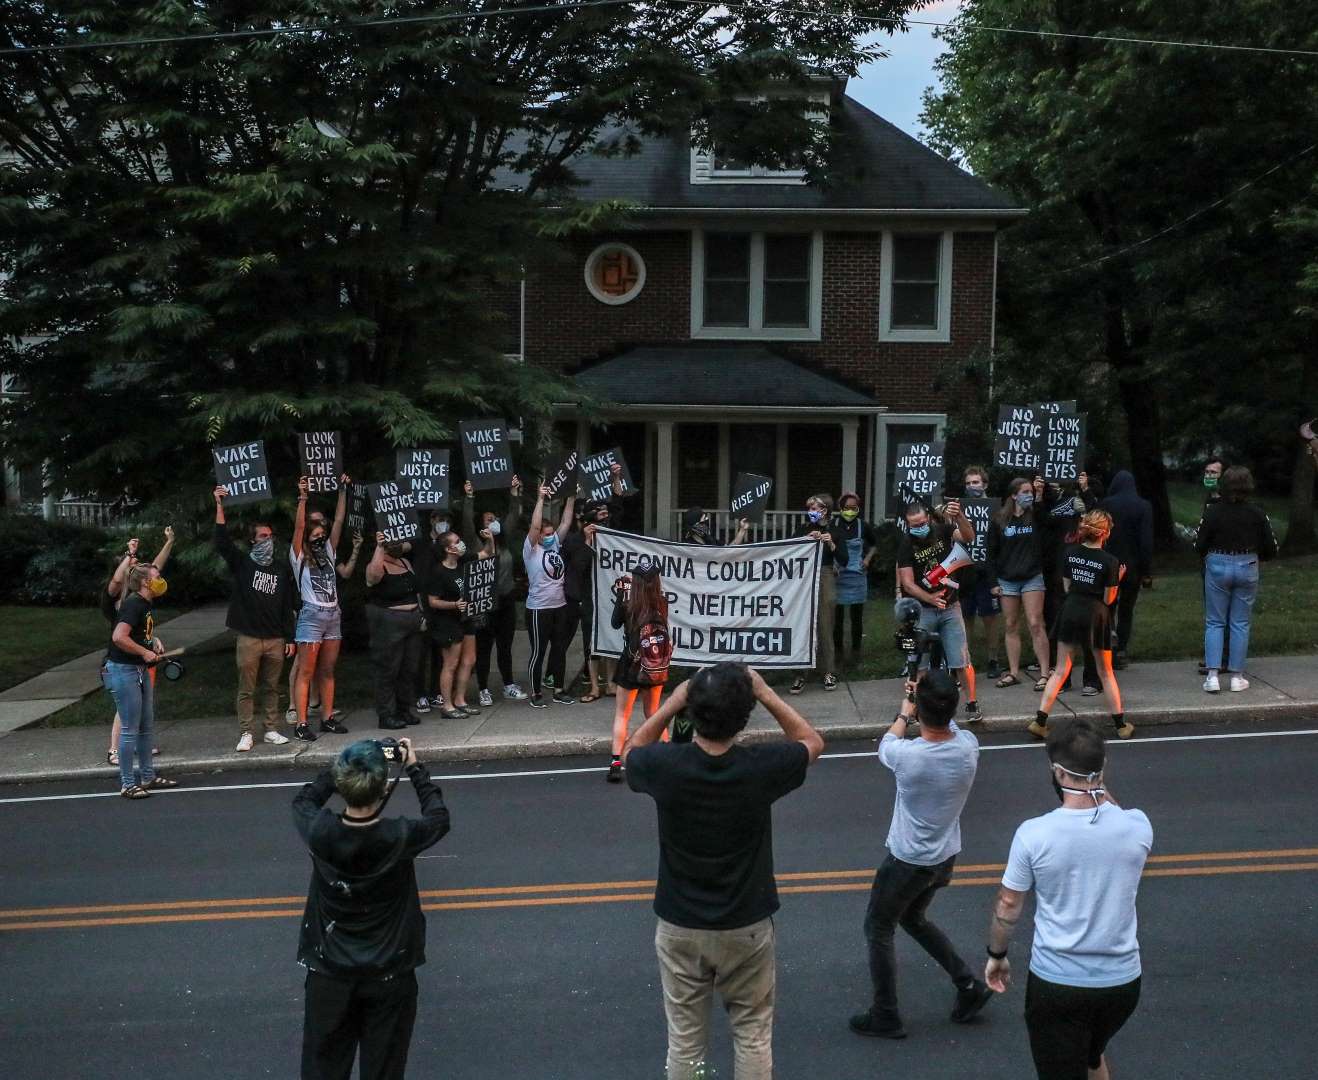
[840,509,859,522]
[1203,475,1219,490]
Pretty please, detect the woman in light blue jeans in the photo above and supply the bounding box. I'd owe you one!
[1195,466,1278,693]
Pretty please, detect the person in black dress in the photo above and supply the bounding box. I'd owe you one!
[1029,511,1133,741]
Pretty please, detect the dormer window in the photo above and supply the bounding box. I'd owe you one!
[708,147,805,181]
[691,93,828,185]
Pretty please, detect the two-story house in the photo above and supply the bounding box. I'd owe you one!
[509,80,1024,538]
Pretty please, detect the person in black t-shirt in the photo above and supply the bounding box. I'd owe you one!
[625,663,824,1079]
[424,531,483,721]
[294,736,450,1080]
[364,530,426,732]
[1030,511,1132,742]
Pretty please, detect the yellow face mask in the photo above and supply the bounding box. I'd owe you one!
[840,509,860,522]
[148,577,169,599]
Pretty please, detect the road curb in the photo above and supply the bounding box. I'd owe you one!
[2,699,1313,787]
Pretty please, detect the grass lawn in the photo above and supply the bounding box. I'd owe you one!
[0,606,170,692]
[1166,480,1290,542]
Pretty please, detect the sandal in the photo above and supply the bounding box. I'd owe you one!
[143,776,178,789]
[1034,675,1049,692]
[440,708,468,720]
[995,673,1021,688]
[579,689,602,703]
[120,785,150,800]
[789,677,806,696]
[106,749,119,766]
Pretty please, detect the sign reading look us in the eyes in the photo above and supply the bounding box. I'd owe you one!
[298,431,342,494]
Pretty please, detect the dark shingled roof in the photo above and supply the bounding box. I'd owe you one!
[570,346,881,409]
[539,96,1022,215]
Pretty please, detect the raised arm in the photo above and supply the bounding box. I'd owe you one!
[337,531,363,579]
[365,532,388,587]
[151,526,176,572]
[624,679,690,760]
[528,485,548,548]
[505,475,524,536]
[328,473,350,550]
[108,539,138,599]
[748,667,824,762]
[460,480,480,552]
[212,488,241,569]
[291,476,309,560]
[292,769,337,844]
[556,494,576,541]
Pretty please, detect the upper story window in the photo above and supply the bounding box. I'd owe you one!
[691,231,822,341]
[879,230,954,343]
[584,242,646,306]
[691,94,827,186]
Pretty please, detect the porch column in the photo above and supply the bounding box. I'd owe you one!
[717,423,731,510]
[574,420,589,457]
[840,418,859,498]
[643,423,657,535]
[774,424,789,510]
[656,421,675,539]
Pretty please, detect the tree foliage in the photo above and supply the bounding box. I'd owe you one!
[0,0,914,508]
[924,0,1318,549]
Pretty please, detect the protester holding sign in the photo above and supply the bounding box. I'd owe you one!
[896,501,981,721]
[365,532,425,731]
[606,555,674,782]
[1028,511,1133,741]
[214,487,296,753]
[460,476,529,707]
[986,478,1053,692]
[957,466,1002,681]
[290,475,355,742]
[425,531,484,720]
[563,463,628,703]
[833,492,880,664]
[680,507,750,547]
[524,483,577,708]
[1041,474,1102,695]
[790,494,848,695]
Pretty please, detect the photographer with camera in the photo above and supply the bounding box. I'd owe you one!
[896,501,981,722]
[849,670,990,1041]
[293,736,451,1080]
[985,717,1152,1080]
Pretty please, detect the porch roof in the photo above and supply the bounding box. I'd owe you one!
[566,345,883,412]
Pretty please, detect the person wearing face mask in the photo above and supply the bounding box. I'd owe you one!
[214,486,297,753]
[985,718,1152,1080]
[833,492,880,665]
[957,466,1002,680]
[411,509,453,714]
[680,507,750,547]
[1097,471,1153,671]
[524,483,577,708]
[101,563,180,798]
[460,475,529,707]
[425,530,483,720]
[790,494,848,695]
[987,477,1053,692]
[366,530,426,731]
[290,474,357,742]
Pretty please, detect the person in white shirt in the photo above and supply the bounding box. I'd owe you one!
[850,670,992,1041]
[523,482,576,708]
[985,717,1152,1080]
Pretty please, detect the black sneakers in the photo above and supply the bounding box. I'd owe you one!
[951,980,994,1023]
[320,714,349,734]
[606,758,623,783]
[377,715,407,730]
[529,694,549,709]
[964,700,983,723]
[293,724,318,742]
[553,691,576,705]
[848,1011,906,1040]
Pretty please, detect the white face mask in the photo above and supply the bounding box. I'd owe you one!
[487,520,502,537]
[452,540,467,557]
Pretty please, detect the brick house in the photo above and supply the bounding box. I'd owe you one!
[513,82,1024,538]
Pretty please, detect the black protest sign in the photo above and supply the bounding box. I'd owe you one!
[369,481,419,544]
[1030,400,1077,416]
[213,440,271,506]
[464,555,498,619]
[459,419,513,491]
[577,447,634,504]
[347,482,372,533]
[961,494,993,564]
[397,448,450,509]
[1043,411,1087,482]
[542,448,580,501]
[730,472,773,524]
[893,441,945,509]
[993,405,1043,474]
[297,431,341,494]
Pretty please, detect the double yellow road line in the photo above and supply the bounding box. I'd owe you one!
[3,847,1315,933]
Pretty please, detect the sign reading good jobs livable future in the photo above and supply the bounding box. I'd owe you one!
[591,529,823,669]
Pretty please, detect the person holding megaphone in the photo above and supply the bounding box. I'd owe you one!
[896,499,981,722]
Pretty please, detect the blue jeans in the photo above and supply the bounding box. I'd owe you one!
[1204,553,1259,673]
[103,661,155,789]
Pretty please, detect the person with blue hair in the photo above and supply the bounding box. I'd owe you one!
[293,737,451,1079]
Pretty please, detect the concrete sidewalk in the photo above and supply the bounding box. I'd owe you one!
[1,652,1314,785]
[0,604,231,734]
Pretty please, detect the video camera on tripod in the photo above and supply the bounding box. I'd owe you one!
[893,597,939,696]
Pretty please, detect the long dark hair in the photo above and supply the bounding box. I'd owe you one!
[994,477,1034,527]
[626,572,668,639]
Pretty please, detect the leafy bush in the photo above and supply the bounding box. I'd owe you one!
[0,512,109,604]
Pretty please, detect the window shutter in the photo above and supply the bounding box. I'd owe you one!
[690,141,712,184]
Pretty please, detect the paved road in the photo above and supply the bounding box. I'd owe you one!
[3,719,1316,1079]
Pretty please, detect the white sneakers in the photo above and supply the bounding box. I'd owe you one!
[1203,673,1220,694]
[1230,675,1250,692]
[503,684,528,700]
[1205,673,1250,693]
[238,731,291,752]
[479,689,494,707]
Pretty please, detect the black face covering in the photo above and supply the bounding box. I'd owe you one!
[1052,775,1065,803]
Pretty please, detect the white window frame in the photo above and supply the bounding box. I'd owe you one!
[879,230,953,343]
[583,242,646,306]
[689,94,827,186]
[690,230,823,341]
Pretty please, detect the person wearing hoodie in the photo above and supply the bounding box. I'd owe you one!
[1098,471,1154,669]
[293,737,450,1080]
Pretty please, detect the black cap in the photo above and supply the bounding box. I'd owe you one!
[682,508,703,531]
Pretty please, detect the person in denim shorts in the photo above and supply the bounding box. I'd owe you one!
[987,478,1052,692]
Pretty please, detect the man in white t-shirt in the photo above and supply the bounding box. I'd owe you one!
[985,717,1152,1080]
[850,670,992,1041]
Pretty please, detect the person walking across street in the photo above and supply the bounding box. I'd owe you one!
[1098,471,1153,669]
[985,717,1152,1080]
[1196,465,1278,694]
[524,482,577,708]
[214,486,297,753]
[364,532,425,731]
[625,663,823,1080]
[293,737,451,1080]
[849,670,992,1040]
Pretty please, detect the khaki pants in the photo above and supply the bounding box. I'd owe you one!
[816,568,837,676]
[654,916,776,1080]
[236,634,285,734]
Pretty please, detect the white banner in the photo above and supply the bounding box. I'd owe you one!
[591,528,822,669]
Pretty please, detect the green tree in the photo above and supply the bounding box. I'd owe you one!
[1,0,914,508]
[924,0,1318,550]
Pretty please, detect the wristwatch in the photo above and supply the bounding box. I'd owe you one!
[987,946,1008,960]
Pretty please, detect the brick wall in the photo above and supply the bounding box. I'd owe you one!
[522,229,996,412]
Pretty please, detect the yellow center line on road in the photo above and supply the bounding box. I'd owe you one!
[2,847,1314,933]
